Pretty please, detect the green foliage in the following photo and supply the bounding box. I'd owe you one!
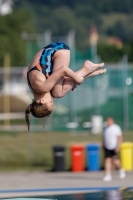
[123,41,133,62]
[0,10,34,66]
[14,0,133,13]
[1,0,133,65]
[97,43,124,62]
[13,0,133,53]
[97,42,133,62]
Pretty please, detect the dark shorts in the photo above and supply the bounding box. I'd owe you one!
[39,42,70,77]
[104,147,118,159]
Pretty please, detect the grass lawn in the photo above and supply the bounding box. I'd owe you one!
[0,130,132,172]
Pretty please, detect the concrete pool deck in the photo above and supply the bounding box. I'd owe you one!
[0,170,133,199]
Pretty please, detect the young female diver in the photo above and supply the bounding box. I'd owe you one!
[25,42,106,130]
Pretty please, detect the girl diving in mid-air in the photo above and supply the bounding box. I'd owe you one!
[25,42,106,130]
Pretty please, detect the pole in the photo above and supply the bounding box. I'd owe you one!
[44,30,52,46]
[89,26,100,116]
[29,117,35,164]
[91,43,100,115]
[122,55,129,130]
[67,30,77,123]
[3,53,10,128]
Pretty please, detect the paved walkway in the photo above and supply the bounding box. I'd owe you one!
[0,170,133,199]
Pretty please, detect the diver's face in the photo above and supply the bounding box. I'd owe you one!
[45,100,54,112]
[40,96,54,112]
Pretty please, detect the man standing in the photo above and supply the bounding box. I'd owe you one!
[103,117,126,181]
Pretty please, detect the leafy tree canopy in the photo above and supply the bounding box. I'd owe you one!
[1,0,133,66]
[0,9,34,66]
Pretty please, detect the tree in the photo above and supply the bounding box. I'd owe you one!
[0,9,34,66]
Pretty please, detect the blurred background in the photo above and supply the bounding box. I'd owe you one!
[0,0,133,171]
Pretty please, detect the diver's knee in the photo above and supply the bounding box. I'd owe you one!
[51,89,63,98]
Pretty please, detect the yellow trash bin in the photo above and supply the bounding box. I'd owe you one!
[120,142,133,171]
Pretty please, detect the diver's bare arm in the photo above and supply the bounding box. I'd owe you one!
[38,66,83,93]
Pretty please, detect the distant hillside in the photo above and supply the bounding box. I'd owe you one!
[0,0,133,66]
[13,0,133,49]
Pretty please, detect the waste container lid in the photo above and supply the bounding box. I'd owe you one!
[53,146,65,151]
[70,145,84,151]
[120,142,133,149]
[86,144,100,150]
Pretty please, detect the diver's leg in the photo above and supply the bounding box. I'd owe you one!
[52,50,105,97]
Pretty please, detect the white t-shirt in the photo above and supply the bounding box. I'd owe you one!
[103,124,122,150]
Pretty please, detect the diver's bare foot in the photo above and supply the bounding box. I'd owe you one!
[72,69,107,91]
[85,69,107,78]
[81,60,104,77]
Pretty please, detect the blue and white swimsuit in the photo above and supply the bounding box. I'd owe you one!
[40,42,70,77]
[27,42,70,93]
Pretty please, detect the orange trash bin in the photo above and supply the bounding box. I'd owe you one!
[70,145,84,172]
